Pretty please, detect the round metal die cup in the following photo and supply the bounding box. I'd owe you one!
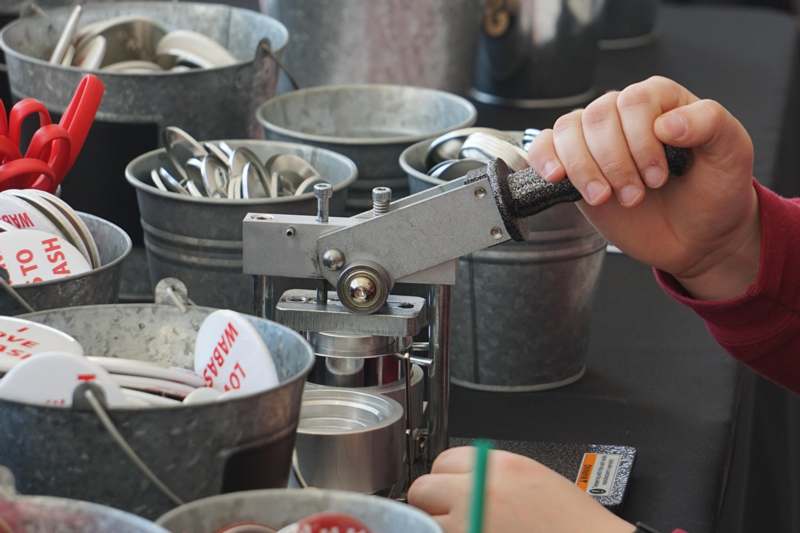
[294,388,405,494]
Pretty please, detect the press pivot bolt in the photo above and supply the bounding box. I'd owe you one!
[491,227,503,240]
[322,249,345,271]
[372,187,392,216]
[349,276,377,304]
[314,183,332,223]
[474,187,487,199]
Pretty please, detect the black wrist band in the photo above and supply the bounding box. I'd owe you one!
[635,522,663,533]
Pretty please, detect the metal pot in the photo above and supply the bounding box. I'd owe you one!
[0,2,288,244]
[260,0,482,95]
[472,0,606,108]
[0,466,167,533]
[125,140,357,312]
[0,212,132,315]
[157,488,442,533]
[401,136,607,391]
[257,84,476,214]
[0,302,315,519]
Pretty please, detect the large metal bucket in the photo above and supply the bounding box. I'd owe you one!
[126,140,358,312]
[259,0,481,95]
[0,303,315,519]
[472,0,606,108]
[0,467,167,533]
[401,137,607,391]
[0,212,132,314]
[157,488,442,533]
[0,2,288,244]
[257,84,476,214]
[600,0,659,49]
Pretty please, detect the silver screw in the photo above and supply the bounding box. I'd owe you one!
[322,249,345,271]
[349,275,377,304]
[474,187,487,199]
[314,183,332,223]
[372,187,392,217]
[491,227,504,240]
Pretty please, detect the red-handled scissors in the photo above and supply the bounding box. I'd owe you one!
[0,74,104,193]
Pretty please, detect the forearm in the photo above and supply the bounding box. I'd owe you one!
[658,181,800,393]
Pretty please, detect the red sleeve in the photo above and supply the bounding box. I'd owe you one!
[656,181,800,394]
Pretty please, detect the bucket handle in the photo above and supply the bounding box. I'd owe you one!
[0,267,36,314]
[255,38,300,92]
[154,278,194,313]
[77,384,185,506]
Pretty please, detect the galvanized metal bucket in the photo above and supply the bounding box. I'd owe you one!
[0,302,315,519]
[0,466,167,533]
[157,488,443,533]
[0,2,288,244]
[257,84,477,214]
[0,212,132,315]
[472,0,606,108]
[401,137,607,391]
[600,0,659,49]
[125,140,358,312]
[259,0,481,95]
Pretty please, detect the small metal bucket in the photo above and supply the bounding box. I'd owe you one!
[259,0,482,95]
[0,2,288,244]
[472,0,606,108]
[401,137,607,391]
[0,466,167,533]
[599,0,659,49]
[0,302,315,519]
[157,488,442,533]
[0,212,132,315]
[125,140,357,312]
[257,84,477,214]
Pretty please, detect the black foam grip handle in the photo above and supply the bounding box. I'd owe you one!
[509,145,691,219]
[488,146,692,241]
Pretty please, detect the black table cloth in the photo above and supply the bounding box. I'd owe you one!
[457,4,798,533]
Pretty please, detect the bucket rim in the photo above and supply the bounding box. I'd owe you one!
[156,487,442,530]
[256,84,478,147]
[0,2,289,77]
[9,212,132,291]
[125,139,358,206]
[399,138,443,187]
[14,303,316,412]
[6,493,169,532]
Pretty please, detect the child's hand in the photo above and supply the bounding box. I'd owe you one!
[527,76,760,300]
[409,447,634,533]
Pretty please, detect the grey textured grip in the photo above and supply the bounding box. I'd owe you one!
[488,146,692,241]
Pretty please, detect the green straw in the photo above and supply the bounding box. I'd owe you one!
[468,440,492,533]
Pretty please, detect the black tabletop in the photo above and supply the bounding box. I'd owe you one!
[454,4,798,533]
